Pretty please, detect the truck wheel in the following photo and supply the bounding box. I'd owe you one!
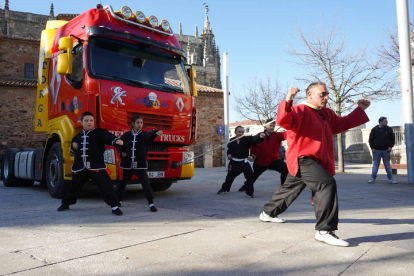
[45,143,67,198]
[151,181,172,191]
[1,148,21,187]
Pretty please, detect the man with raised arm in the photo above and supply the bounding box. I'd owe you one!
[259,82,370,247]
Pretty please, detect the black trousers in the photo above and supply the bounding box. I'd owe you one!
[222,160,254,195]
[62,169,120,207]
[245,159,288,186]
[117,169,154,204]
[263,157,338,231]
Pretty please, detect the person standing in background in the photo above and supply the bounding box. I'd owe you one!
[368,117,397,184]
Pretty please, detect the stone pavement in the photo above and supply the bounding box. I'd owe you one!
[0,163,413,276]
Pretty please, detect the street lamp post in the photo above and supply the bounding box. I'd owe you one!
[223,52,230,170]
[396,0,414,183]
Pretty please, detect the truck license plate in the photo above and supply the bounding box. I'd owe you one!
[147,171,165,178]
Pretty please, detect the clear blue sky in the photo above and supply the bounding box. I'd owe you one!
[7,0,410,128]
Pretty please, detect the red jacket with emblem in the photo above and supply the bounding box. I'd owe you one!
[277,100,369,176]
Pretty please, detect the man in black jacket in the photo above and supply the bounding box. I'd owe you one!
[217,126,265,198]
[368,116,397,184]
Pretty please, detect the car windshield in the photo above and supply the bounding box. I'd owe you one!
[88,36,190,94]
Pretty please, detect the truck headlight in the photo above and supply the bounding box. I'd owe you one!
[104,149,115,165]
[135,11,146,23]
[148,15,158,27]
[182,151,194,164]
[121,6,133,19]
[160,20,170,32]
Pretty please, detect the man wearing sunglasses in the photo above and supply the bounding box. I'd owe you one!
[259,82,370,247]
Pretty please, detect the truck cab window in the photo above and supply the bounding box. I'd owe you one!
[66,44,83,89]
[88,36,190,95]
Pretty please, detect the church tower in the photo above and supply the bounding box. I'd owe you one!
[176,4,221,89]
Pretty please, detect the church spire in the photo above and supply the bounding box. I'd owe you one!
[179,23,182,36]
[202,4,212,35]
[49,3,55,19]
[5,0,9,10]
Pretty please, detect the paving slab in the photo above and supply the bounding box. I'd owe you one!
[0,163,413,275]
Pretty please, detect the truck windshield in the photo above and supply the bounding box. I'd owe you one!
[88,36,190,95]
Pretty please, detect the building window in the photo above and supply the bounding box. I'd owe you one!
[245,128,250,133]
[24,63,35,79]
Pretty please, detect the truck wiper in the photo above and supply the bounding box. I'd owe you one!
[98,74,144,87]
[147,83,183,93]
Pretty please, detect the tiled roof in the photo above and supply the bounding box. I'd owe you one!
[0,35,40,42]
[56,14,79,20]
[165,78,222,94]
[0,78,37,87]
[229,119,262,127]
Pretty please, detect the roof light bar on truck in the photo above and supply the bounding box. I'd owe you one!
[103,5,173,36]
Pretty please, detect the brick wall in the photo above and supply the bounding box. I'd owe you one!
[190,92,225,167]
[0,86,48,154]
[0,38,39,78]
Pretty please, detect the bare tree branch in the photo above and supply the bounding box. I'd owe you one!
[233,75,287,125]
[379,20,414,69]
[288,24,400,172]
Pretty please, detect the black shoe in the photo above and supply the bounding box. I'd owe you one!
[112,208,123,216]
[149,205,158,212]
[57,204,70,212]
[217,188,229,194]
[246,194,254,198]
[238,185,246,192]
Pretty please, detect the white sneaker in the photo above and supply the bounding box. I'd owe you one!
[315,231,349,247]
[259,211,285,223]
[388,179,398,184]
[368,179,375,184]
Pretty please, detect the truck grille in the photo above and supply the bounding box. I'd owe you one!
[148,144,168,152]
[127,112,173,130]
[148,160,165,171]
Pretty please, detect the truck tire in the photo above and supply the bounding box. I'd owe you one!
[1,148,21,187]
[45,143,67,198]
[151,181,172,191]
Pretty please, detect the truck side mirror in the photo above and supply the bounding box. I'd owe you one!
[187,67,197,97]
[57,37,73,75]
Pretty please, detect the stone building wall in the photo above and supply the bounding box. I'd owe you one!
[0,37,39,77]
[190,91,224,167]
[0,9,47,38]
[0,86,48,153]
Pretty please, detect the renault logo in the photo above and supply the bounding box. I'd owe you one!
[176,97,184,112]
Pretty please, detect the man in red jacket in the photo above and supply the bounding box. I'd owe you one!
[238,121,288,192]
[259,82,370,247]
